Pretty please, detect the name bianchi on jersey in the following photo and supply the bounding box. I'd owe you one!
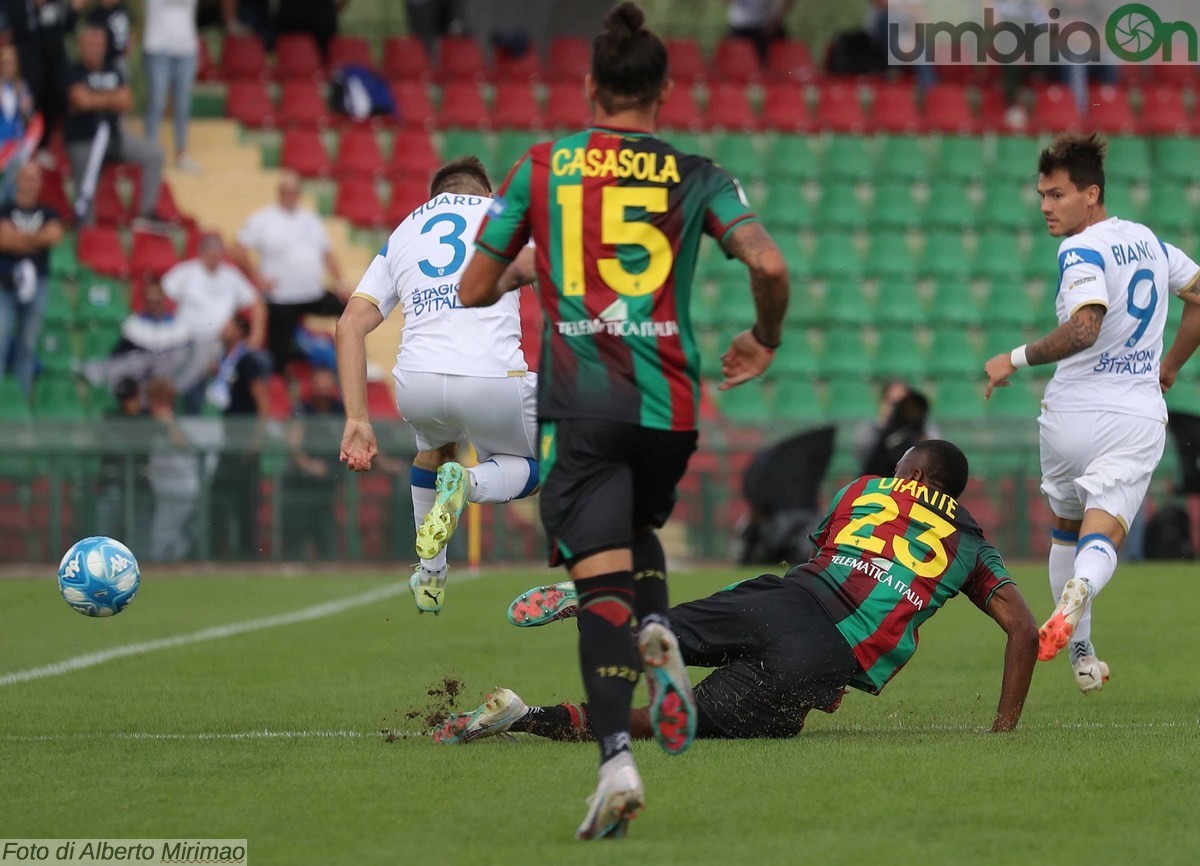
[557,319,681,338]
[830,554,926,610]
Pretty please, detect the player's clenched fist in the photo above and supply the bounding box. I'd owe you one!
[983,353,1016,400]
[340,418,378,472]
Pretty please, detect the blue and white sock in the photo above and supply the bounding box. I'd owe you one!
[467,455,538,504]
[411,466,446,572]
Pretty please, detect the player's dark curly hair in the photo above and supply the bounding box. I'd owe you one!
[1038,133,1106,205]
[430,155,492,197]
[910,440,970,499]
[591,2,668,115]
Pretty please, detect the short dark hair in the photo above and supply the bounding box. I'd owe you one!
[910,439,970,499]
[429,156,492,197]
[591,2,667,115]
[1038,133,1106,205]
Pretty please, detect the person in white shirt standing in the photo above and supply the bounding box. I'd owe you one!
[143,0,201,173]
[337,156,538,615]
[234,171,348,373]
[162,232,267,412]
[985,134,1200,693]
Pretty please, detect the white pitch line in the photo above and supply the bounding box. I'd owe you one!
[0,582,411,688]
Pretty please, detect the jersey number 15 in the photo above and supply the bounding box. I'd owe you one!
[556,186,674,298]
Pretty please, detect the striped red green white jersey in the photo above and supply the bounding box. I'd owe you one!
[796,475,1014,695]
[474,126,757,431]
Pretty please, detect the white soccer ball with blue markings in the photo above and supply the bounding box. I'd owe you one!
[57,536,140,617]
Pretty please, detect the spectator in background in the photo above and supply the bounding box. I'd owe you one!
[85,0,131,79]
[727,0,792,64]
[854,378,939,477]
[283,366,343,560]
[196,0,273,46]
[4,0,83,151]
[233,171,347,373]
[0,44,35,145]
[276,0,349,61]
[145,377,199,561]
[161,232,266,411]
[208,314,271,559]
[144,0,202,174]
[0,161,63,396]
[405,0,462,53]
[65,24,165,226]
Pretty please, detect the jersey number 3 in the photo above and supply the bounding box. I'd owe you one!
[556,186,674,298]
[417,213,468,279]
[833,492,955,579]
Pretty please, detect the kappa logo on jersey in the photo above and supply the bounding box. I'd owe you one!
[1062,251,1085,267]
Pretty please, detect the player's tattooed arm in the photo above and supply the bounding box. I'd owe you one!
[723,221,789,346]
[1025,303,1106,366]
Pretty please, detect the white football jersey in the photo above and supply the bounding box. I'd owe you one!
[1043,217,1200,420]
[352,193,526,378]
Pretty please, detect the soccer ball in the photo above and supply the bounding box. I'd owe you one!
[57,536,140,617]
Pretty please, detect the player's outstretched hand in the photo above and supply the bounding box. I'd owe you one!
[983,353,1017,400]
[340,418,378,472]
[719,330,775,391]
[1160,364,1179,393]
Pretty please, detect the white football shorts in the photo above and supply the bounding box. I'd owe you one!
[1038,409,1166,530]
[393,369,538,461]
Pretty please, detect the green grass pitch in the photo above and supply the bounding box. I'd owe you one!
[3,565,1198,865]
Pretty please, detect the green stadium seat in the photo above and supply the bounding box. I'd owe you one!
[1154,137,1200,183]
[992,137,1042,184]
[80,324,120,360]
[923,181,977,230]
[715,379,773,424]
[972,232,1024,281]
[985,380,1043,419]
[76,276,129,326]
[980,180,1033,231]
[0,377,31,419]
[698,250,744,288]
[876,326,929,379]
[773,235,811,281]
[1023,233,1062,281]
[818,326,873,377]
[33,376,90,419]
[759,189,815,232]
[928,329,981,376]
[865,230,918,282]
[817,181,868,230]
[933,379,986,420]
[812,231,863,279]
[772,338,820,377]
[762,134,820,182]
[666,132,707,159]
[920,230,971,280]
[1105,136,1153,184]
[821,134,872,181]
[784,289,824,326]
[823,279,872,325]
[1146,180,1195,233]
[717,290,757,326]
[870,181,921,230]
[981,283,1037,327]
[712,132,762,181]
[876,283,926,327]
[1103,183,1141,222]
[691,291,720,329]
[929,278,983,326]
[983,325,1030,358]
[36,328,76,375]
[934,136,986,182]
[493,131,539,177]
[824,376,879,419]
[875,135,927,182]
[440,129,493,169]
[775,379,825,421]
[50,244,80,280]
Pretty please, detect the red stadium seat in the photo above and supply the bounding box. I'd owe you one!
[437,82,489,128]
[334,178,387,228]
[712,38,761,84]
[1087,85,1136,134]
[545,82,590,129]
[278,81,330,128]
[133,176,189,227]
[813,81,866,133]
[383,36,431,82]
[760,82,811,132]
[366,380,400,418]
[196,38,217,82]
[388,180,431,224]
[870,82,921,133]
[226,80,275,128]
[765,40,814,82]
[220,33,267,80]
[94,170,127,226]
[77,226,128,278]
[129,230,179,279]
[921,83,976,134]
[1031,84,1082,132]
[491,82,543,129]
[39,167,72,224]
[977,85,1014,132]
[494,48,541,83]
[266,374,292,420]
[548,37,590,81]
[280,128,331,177]
[705,83,758,131]
[665,38,705,84]
[335,127,386,178]
[390,131,440,181]
[1139,85,1193,134]
[328,36,374,71]
[275,33,323,81]
[437,36,488,82]
[391,81,435,128]
[1149,64,1200,87]
[657,87,703,130]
